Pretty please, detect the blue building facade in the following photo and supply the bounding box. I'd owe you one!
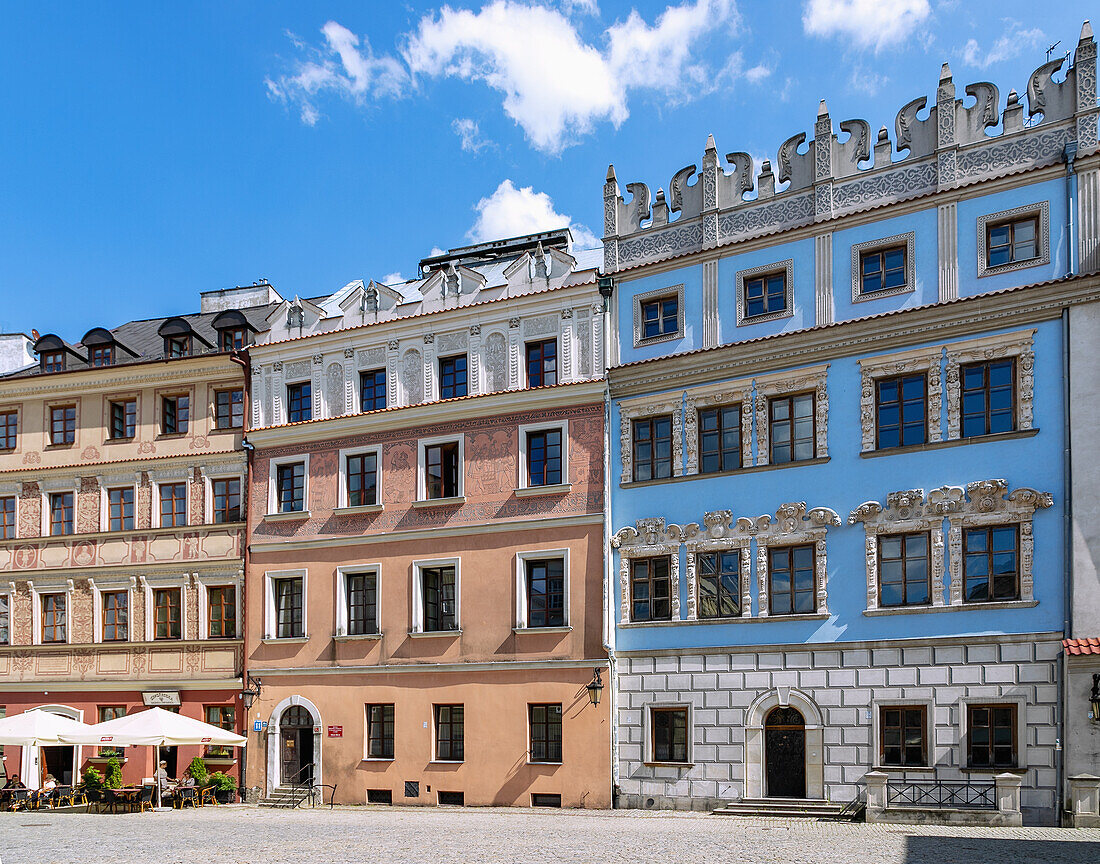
[604,24,1099,825]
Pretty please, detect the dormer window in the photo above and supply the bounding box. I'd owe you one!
[90,346,114,366]
[212,310,254,353]
[158,317,211,359]
[166,336,191,358]
[42,352,65,372]
[220,329,245,352]
[81,328,124,368]
[34,334,70,373]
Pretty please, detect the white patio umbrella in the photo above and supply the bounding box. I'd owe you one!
[59,707,247,808]
[0,708,94,747]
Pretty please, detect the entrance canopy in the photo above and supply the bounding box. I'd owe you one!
[58,707,247,748]
[0,709,94,746]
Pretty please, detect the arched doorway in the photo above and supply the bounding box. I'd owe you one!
[279,705,314,786]
[764,706,806,799]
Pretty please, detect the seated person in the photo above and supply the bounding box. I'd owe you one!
[40,774,57,792]
[2,774,25,789]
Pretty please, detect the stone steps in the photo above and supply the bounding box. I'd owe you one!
[712,798,848,819]
[257,787,305,809]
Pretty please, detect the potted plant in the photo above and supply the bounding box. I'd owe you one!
[209,771,238,804]
[187,757,209,785]
[80,765,105,804]
[104,756,123,790]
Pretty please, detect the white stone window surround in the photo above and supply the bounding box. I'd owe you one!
[0,480,19,541]
[263,568,308,641]
[335,564,382,638]
[267,453,311,517]
[89,575,137,643]
[195,570,242,641]
[29,577,74,646]
[643,701,694,766]
[744,687,825,800]
[0,582,11,645]
[39,476,79,537]
[631,283,686,348]
[957,694,1029,771]
[200,466,247,526]
[683,378,754,476]
[753,364,829,467]
[850,231,917,303]
[516,420,570,492]
[97,471,142,532]
[849,489,948,611]
[871,697,936,771]
[611,518,697,625]
[336,445,384,511]
[618,392,684,485]
[735,258,795,327]
[976,201,1051,279]
[683,510,753,621]
[858,346,943,453]
[410,557,461,634]
[750,502,840,618]
[416,434,465,503]
[514,548,571,630]
[149,466,191,529]
[142,573,191,642]
[945,479,1053,607]
[944,330,1035,441]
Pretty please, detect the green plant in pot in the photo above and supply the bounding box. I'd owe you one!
[81,765,105,802]
[104,756,123,790]
[209,771,238,803]
[187,757,209,785]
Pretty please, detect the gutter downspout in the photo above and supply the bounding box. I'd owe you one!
[229,349,252,802]
[599,274,619,806]
[1057,306,1072,823]
[1065,143,1079,277]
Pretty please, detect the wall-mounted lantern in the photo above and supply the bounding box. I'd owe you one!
[586,668,605,707]
[240,674,262,710]
[1091,673,1100,722]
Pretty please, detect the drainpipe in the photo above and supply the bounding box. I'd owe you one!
[229,349,252,802]
[1057,307,1072,822]
[1065,143,1079,277]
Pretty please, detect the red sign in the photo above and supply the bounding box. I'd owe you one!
[327,725,343,738]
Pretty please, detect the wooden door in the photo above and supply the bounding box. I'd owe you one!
[764,706,806,798]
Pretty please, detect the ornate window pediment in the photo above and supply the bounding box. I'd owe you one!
[858,346,943,453]
[683,379,753,476]
[611,517,698,624]
[618,394,684,485]
[944,330,1035,440]
[683,510,753,620]
[754,365,829,466]
[748,502,840,617]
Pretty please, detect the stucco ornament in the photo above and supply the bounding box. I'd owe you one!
[754,365,829,466]
[484,332,507,394]
[944,330,1035,439]
[618,396,684,485]
[749,502,840,617]
[612,517,699,624]
[400,349,423,404]
[858,346,943,452]
[683,510,754,620]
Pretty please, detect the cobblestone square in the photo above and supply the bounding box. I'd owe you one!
[2,807,1099,864]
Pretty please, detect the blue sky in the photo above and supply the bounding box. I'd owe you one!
[0,1,1090,338]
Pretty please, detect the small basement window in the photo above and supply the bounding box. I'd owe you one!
[366,789,392,805]
[531,793,562,808]
[437,791,464,806]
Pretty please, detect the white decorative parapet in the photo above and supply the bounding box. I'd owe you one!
[1069,774,1100,828]
[863,770,1023,826]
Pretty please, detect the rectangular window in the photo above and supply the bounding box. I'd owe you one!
[860,246,907,295]
[744,270,787,318]
[359,369,387,412]
[881,705,927,766]
[166,336,190,358]
[652,707,688,763]
[963,525,1019,602]
[41,593,66,643]
[219,329,246,352]
[212,478,241,523]
[987,216,1038,268]
[49,492,74,536]
[101,590,128,641]
[0,593,7,644]
[630,556,672,622]
[0,496,15,540]
[274,577,304,638]
[631,416,672,482]
[276,463,305,513]
[49,405,76,445]
[769,393,815,464]
[961,359,1015,438]
[214,389,244,430]
[529,704,563,763]
[286,382,312,423]
[640,295,679,340]
[0,410,16,450]
[42,351,65,372]
[698,551,740,619]
[346,453,378,507]
[526,429,562,487]
[159,483,187,527]
[769,544,816,615]
[525,559,565,628]
[153,587,182,640]
[422,566,457,632]
[698,404,741,474]
[108,487,134,531]
[525,340,557,388]
[108,399,137,440]
[367,704,395,759]
[97,706,126,755]
[967,704,1017,768]
[207,586,237,638]
[346,572,378,636]
[204,705,235,756]
[434,705,464,761]
[879,532,930,607]
[424,442,460,499]
[875,374,926,449]
[90,346,114,367]
[161,395,190,436]
[439,355,468,399]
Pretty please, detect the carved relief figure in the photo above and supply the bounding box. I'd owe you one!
[484,332,507,393]
[401,349,424,404]
[327,362,345,417]
[466,430,513,495]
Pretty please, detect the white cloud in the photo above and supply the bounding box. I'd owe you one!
[959,20,1045,70]
[270,1,746,153]
[849,64,888,96]
[468,180,599,248]
[802,0,931,51]
[380,271,406,285]
[560,0,599,15]
[744,63,772,84]
[452,117,491,153]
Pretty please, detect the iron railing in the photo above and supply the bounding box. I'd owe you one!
[834,783,866,821]
[886,780,996,810]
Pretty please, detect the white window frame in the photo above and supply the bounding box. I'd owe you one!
[29,579,73,646]
[958,695,1028,771]
[150,474,190,529]
[336,446,384,511]
[143,575,189,642]
[90,576,136,644]
[267,454,310,516]
[0,584,11,645]
[644,701,693,766]
[40,477,78,537]
[203,466,247,526]
[416,435,464,503]
[411,557,461,634]
[631,284,685,348]
[0,480,20,541]
[263,568,308,641]
[515,548,570,631]
[516,421,569,493]
[976,201,1050,278]
[362,702,395,762]
[98,473,140,533]
[195,571,242,641]
[335,565,382,638]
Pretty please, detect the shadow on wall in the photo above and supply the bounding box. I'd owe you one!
[903,836,1099,863]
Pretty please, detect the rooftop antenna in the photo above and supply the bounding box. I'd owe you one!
[1045,40,1061,61]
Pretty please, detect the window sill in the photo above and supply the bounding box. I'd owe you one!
[527,760,563,766]
[156,433,190,440]
[333,504,384,515]
[853,284,913,303]
[978,256,1045,279]
[260,636,309,644]
[513,626,572,634]
[619,612,829,628]
[514,483,572,498]
[958,767,1025,775]
[864,600,1037,616]
[45,443,75,450]
[104,437,135,444]
[642,761,694,768]
[407,629,462,638]
[428,760,465,765]
[412,496,466,508]
[362,757,394,763]
[871,765,935,773]
[621,456,830,488]
[860,428,1039,458]
[264,510,311,522]
[334,632,383,642]
[87,756,129,763]
[208,427,243,435]
[633,332,684,349]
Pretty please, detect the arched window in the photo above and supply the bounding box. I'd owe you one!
[281,705,312,728]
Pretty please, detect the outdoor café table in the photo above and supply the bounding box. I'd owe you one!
[113,787,143,813]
